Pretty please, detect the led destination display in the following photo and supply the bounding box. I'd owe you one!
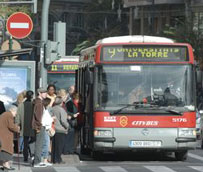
[47,64,78,72]
[102,45,188,62]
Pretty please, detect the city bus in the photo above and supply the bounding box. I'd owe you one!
[47,56,79,90]
[76,35,197,161]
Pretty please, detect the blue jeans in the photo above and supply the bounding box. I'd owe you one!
[41,130,50,159]
[34,127,45,164]
[19,136,24,152]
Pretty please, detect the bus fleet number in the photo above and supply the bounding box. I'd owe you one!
[172,118,187,123]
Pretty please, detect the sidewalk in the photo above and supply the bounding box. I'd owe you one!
[9,153,80,171]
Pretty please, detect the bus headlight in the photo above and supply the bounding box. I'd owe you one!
[179,129,196,137]
[94,130,112,137]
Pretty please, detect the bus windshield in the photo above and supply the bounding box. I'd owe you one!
[96,64,194,112]
[48,73,75,90]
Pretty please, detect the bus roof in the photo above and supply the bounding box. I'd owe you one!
[96,35,175,44]
[55,56,79,62]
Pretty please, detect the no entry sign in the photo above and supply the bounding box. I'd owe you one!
[6,12,33,39]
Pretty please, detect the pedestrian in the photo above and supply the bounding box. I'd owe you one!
[41,97,54,166]
[62,91,79,155]
[32,87,47,167]
[0,105,20,170]
[13,90,27,154]
[68,85,75,98]
[15,90,35,163]
[51,96,69,164]
[47,84,57,107]
[0,100,6,115]
[13,90,27,107]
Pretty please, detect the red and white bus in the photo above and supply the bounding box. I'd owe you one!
[47,56,79,90]
[77,36,197,160]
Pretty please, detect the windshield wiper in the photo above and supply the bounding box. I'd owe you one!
[159,107,183,115]
[110,102,157,115]
[110,104,136,115]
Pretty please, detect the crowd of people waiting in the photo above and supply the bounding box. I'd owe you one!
[0,84,80,169]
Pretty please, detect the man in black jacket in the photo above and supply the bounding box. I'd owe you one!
[16,90,35,162]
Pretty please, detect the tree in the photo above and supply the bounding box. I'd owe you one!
[71,0,129,55]
[162,17,203,62]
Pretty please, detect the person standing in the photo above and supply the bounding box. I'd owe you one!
[0,105,20,170]
[68,85,75,96]
[13,90,27,153]
[51,96,69,164]
[63,92,79,154]
[15,90,35,162]
[47,84,57,107]
[41,97,54,166]
[32,88,47,167]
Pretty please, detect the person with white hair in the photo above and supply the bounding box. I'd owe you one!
[0,105,20,170]
[51,96,69,164]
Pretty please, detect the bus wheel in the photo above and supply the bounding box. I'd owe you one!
[175,151,188,161]
[80,145,90,155]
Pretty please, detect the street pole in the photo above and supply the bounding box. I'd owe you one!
[40,0,50,88]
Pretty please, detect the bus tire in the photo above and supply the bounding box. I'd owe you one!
[175,151,188,161]
[81,145,90,155]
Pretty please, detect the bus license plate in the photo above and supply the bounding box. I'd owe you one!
[129,141,162,147]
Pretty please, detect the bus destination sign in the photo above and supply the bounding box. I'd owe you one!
[101,45,188,62]
[47,64,78,72]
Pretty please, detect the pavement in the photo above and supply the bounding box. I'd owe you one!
[4,153,81,172]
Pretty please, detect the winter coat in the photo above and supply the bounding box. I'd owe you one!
[15,100,35,137]
[52,105,69,134]
[0,112,19,154]
[32,98,44,131]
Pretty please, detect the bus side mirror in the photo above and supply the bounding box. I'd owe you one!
[196,70,202,85]
[85,69,93,85]
[199,110,203,114]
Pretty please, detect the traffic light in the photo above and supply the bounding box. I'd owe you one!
[44,21,66,64]
[44,40,59,64]
[54,22,66,57]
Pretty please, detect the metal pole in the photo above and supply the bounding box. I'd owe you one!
[40,0,50,88]
[8,36,13,60]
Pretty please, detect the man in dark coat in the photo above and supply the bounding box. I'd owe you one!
[16,90,35,162]
[0,101,6,115]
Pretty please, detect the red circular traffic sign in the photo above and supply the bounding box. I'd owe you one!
[6,12,33,39]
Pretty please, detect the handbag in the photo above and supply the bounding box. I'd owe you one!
[48,122,55,137]
[69,118,77,128]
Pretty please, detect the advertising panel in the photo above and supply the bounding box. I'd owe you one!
[0,61,35,109]
[0,67,27,107]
